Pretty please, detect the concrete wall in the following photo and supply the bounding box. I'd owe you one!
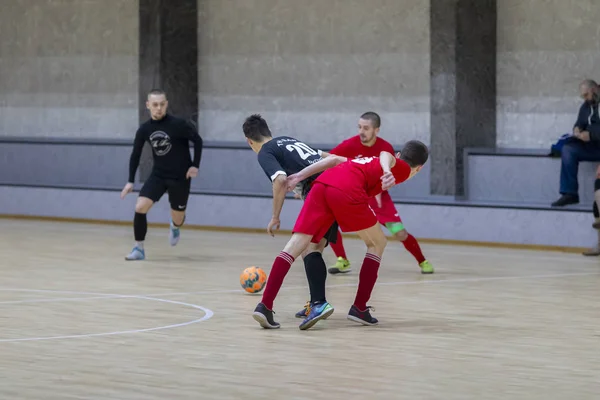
[197,0,430,146]
[497,0,600,149]
[0,0,139,138]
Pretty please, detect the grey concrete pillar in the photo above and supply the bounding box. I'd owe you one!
[430,0,497,196]
[137,0,198,181]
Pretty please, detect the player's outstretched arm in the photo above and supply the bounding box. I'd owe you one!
[121,128,145,199]
[285,155,347,191]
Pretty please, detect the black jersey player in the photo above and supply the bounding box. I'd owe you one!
[242,114,336,329]
[121,89,203,260]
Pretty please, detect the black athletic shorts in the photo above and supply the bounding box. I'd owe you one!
[139,174,191,211]
[303,179,338,247]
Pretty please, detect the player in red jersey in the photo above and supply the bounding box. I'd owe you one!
[321,112,434,275]
[252,140,429,330]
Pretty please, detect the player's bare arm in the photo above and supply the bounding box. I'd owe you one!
[285,155,347,191]
[268,175,288,236]
[379,151,397,191]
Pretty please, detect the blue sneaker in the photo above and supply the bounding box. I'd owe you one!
[299,301,334,330]
[169,220,180,246]
[125,246,145,261]
[295,301,310,318]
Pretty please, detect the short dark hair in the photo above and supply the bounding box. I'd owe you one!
[400,140,429,168]
[581,79,598,90]
[148,88,167,98]
[243,114,272,142]
[360,111,381,128]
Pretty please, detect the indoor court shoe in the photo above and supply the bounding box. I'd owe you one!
[295,301,311,318]
[125,246,145,261]
[419,260,434,274]
[169,220,180,246]
[328,257,352,274]
[299,301,334,331]
[551,194,579,207]
[252,303,280,329]
[347,305,378,326]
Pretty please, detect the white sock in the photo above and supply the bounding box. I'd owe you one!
[135,241,144,249]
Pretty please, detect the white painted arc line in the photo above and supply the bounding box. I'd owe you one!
[0,295,213,343]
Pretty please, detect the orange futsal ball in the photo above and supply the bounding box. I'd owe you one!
[240,266,267,293]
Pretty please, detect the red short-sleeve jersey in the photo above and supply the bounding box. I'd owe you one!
[329,135,395,159]
[316,156,411,201]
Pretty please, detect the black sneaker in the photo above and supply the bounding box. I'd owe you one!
[551,194,579,207]
[252,303,280,329]
[347,305,378,326]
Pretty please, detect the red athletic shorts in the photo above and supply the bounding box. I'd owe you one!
[368,190,402,225]
[293,182,378,243]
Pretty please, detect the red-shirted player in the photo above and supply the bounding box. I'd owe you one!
[321,112,434,275]
[252,140,429,330]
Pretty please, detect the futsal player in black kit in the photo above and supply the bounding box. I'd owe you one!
[243,114,336,330]
[121,89,203,260]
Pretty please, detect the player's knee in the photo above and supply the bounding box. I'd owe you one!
[366,234,387,254]
[394,229,408,241]
[302,241,324,258]
[135,197,153,214]
[283,233,312,259]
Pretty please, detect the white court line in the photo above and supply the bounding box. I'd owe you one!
[2,271,597,301]
[149,271,600,298]
[421,246,600,264]
[0,271,596,342]
[0,295,213,343]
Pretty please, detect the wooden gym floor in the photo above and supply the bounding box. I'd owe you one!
[0,218,599,399]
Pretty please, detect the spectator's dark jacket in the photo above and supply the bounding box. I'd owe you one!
[574,100,600,141]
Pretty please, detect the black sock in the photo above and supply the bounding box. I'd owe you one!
[134,212,147,241]
[303,252,327,304]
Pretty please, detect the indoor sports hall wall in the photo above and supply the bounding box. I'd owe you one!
[0,0,139,139]
[196,0,431,146]
[496,0,600,148]
[1,0,599,249]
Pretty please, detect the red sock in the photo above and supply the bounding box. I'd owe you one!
[353,253,381,310]
[401,233,426,264]
[261,251,295,310]
[330,230,348,259]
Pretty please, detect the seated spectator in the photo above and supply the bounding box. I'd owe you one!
[583,165,600,256]
[552,79,600,207]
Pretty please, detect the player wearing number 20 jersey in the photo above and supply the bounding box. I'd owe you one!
[243,114,338,326]
[258,135,324,199]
